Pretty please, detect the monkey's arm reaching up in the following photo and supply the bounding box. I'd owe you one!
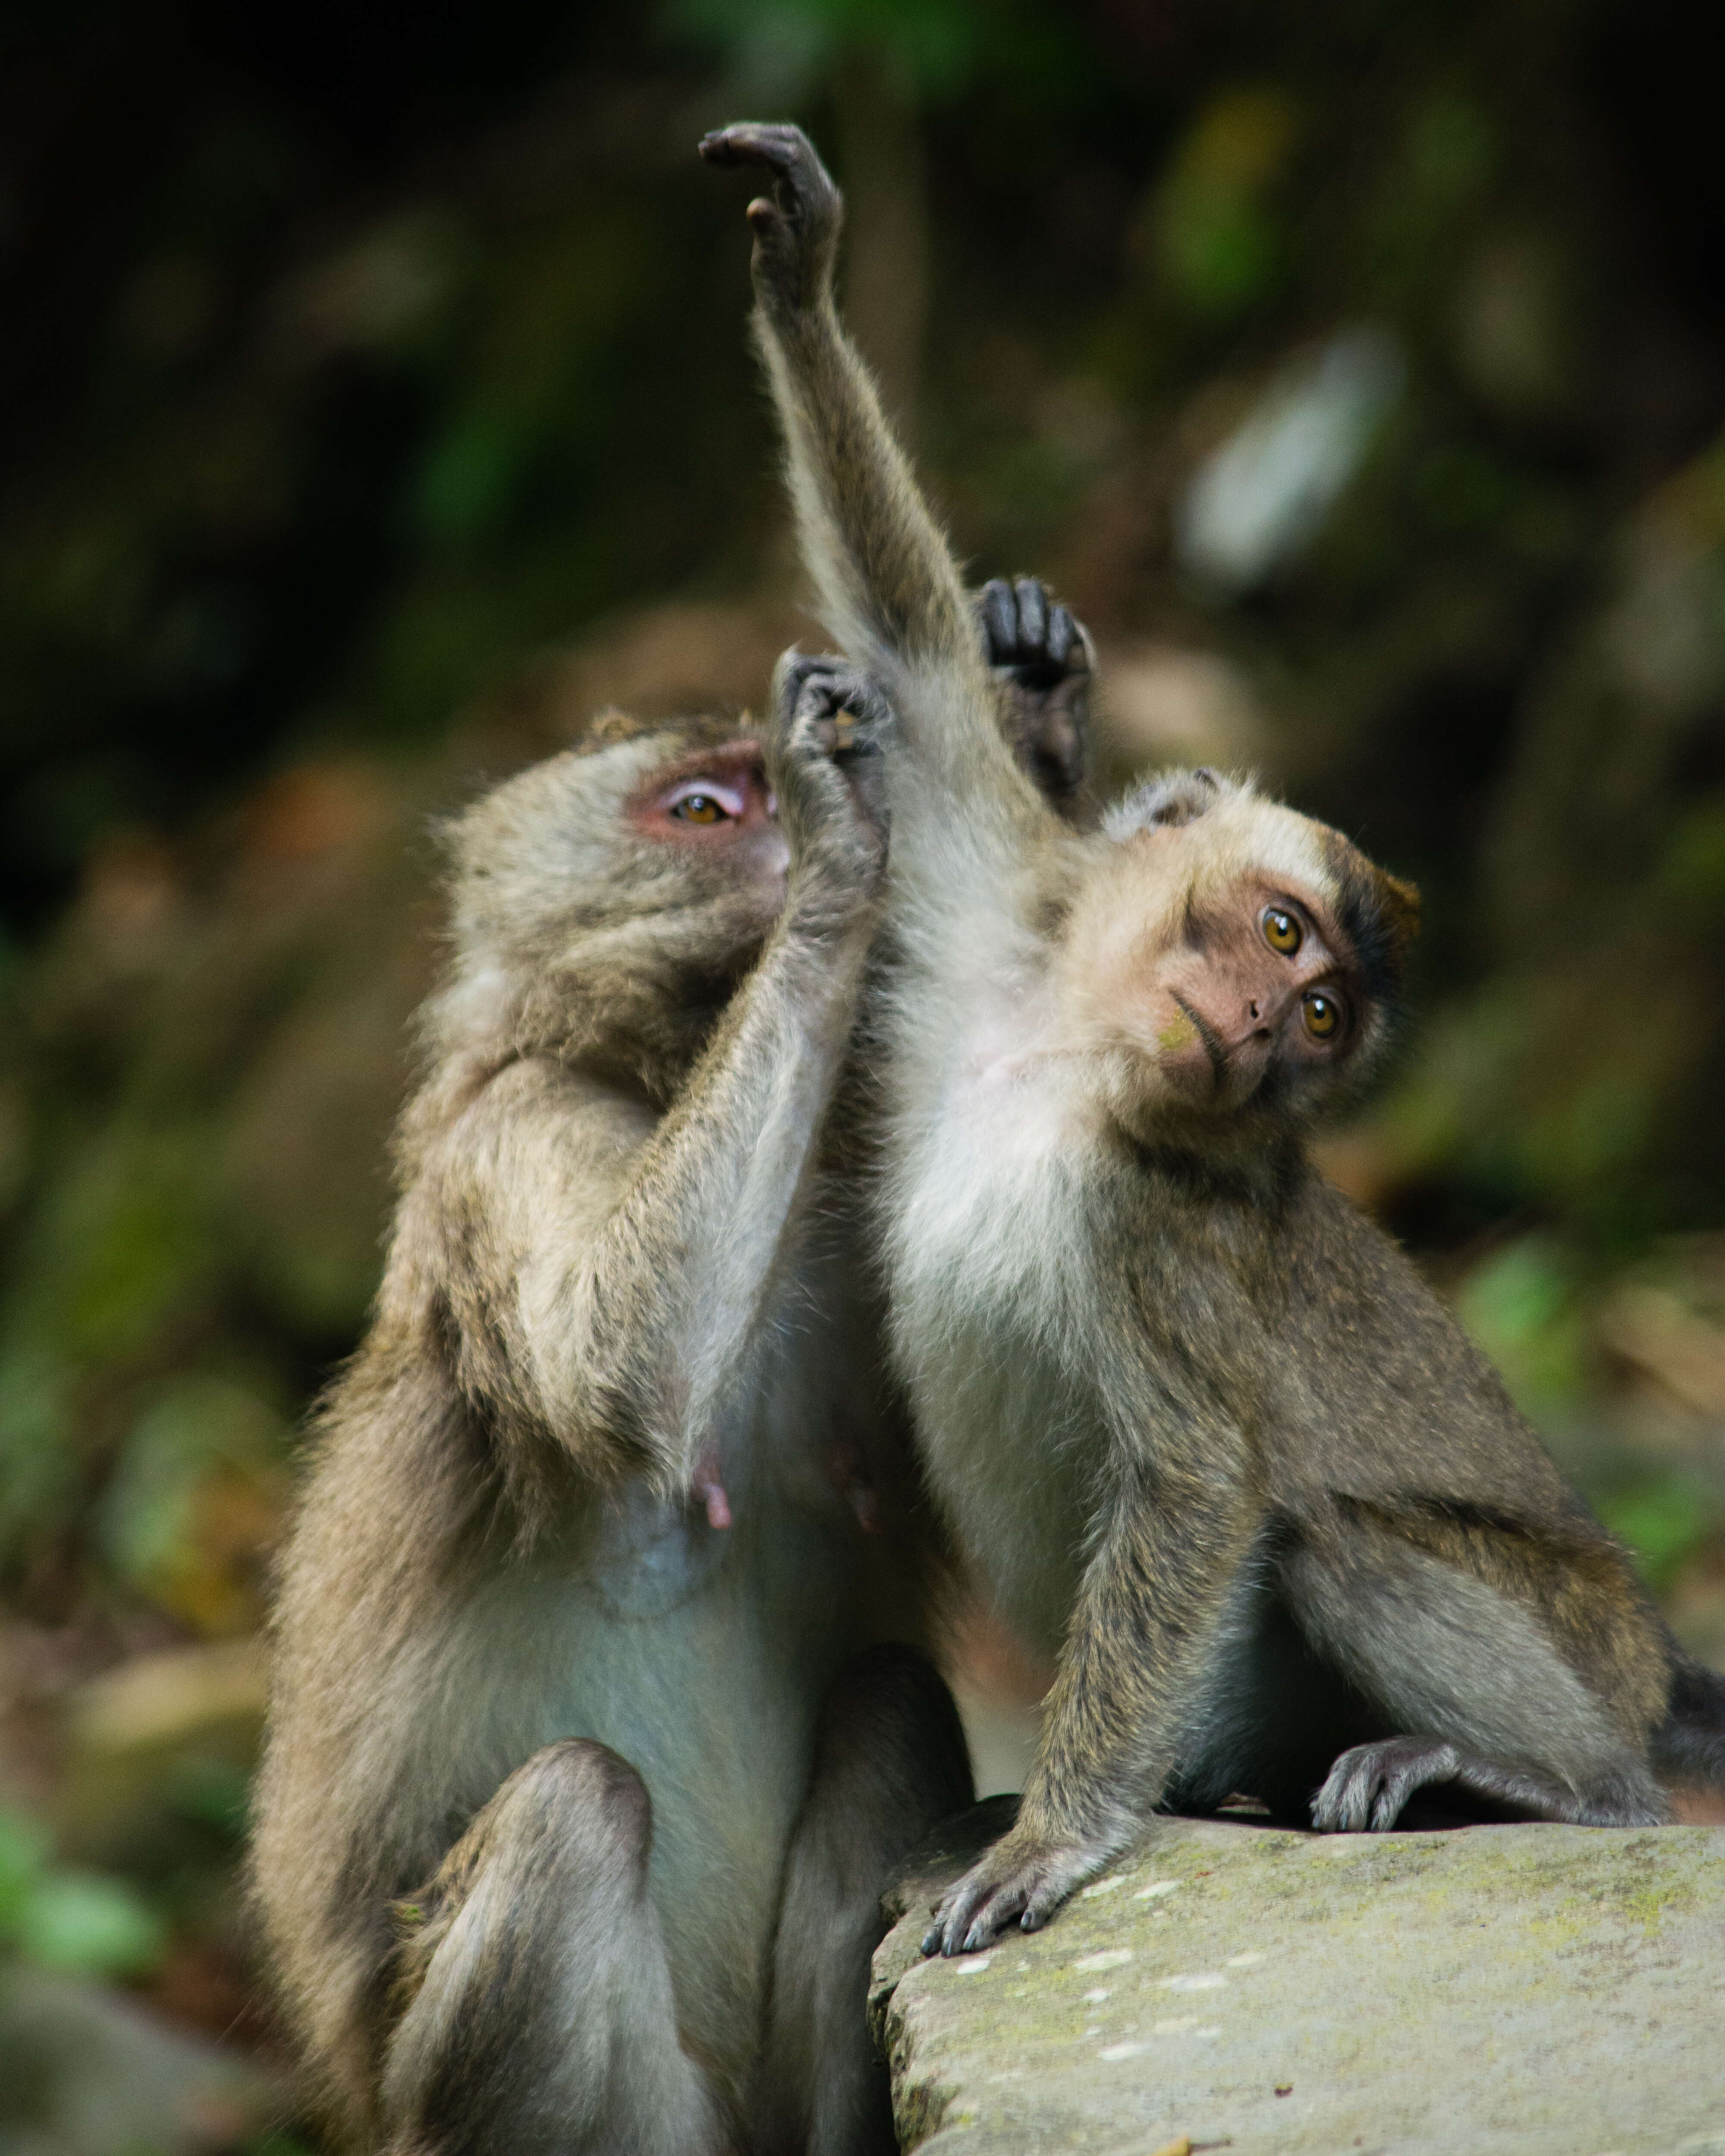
[399,661,886,1509]
[701,124,1052,848]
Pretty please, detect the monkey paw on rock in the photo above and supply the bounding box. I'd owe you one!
[921,1828,1108,1958]
[699,122,841,314]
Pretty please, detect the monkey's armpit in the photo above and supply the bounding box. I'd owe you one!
[919,1824,1113,1958]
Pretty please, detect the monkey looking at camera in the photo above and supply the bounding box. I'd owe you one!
[702,121,1725,1958]
[251,592,1098,2147]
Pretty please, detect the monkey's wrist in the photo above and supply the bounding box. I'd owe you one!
[782,869,881,946]
[759,289,840,347]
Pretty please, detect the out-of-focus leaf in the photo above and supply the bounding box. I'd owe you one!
[1370,91,1498,299]
[0,1348,76,1557]
[1455,1235,1587,1416]
[1151,85,1303,326]
[666,0,988,98]
[15,1869,166,1977]
[97,1378,284,1631]
[3,1131,216,1368]
[68,1638,268,1756]
[164,1755,253,1841]
[1177,327,1404,588]
[1600,1473,1722,1595]
[1659,795,1725,905]
[0,1808,51,1927]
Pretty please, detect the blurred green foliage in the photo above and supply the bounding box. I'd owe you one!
[0,1810,163,1977]
[2,0,1725,2143]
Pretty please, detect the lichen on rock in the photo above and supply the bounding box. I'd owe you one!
[872,1811,1725,2155]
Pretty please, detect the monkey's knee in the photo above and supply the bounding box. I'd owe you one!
[383,1741,717,2156]
[758,1652,970,2156]
[407,1739,652,1941]
[513,1737,653,1864]
[775,1646,976,1931]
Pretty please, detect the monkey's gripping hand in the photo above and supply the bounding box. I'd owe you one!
[978,576,1094,808]
[699,122,841,320]
[768,651,894,931]
[921,1826,1111,1958]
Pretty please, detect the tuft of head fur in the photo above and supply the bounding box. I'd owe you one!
[414,711,781,1117]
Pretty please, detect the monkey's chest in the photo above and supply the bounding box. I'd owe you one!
[580,1480,731,1617]
[889,1082,1104,1656]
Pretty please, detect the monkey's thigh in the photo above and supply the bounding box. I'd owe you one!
[380,1738,727,2156]
[1162,1537,1379,1822]
[1280,1521,1655,1814]
[753,1645,975,2156]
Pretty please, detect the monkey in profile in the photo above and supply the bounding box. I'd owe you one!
[702,121,1725,1957]
[251,587,1098,2140]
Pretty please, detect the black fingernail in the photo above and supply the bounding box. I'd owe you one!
[1016,577,1048,652]
[982,581,1016,661]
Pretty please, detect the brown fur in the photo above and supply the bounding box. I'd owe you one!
[702,122,1719,1956]
[251,574,1101,2142]
[251,677,980,2153]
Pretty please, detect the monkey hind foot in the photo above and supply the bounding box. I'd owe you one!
[1311,1735,1668,1834]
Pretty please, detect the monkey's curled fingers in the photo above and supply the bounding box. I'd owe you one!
[698,123,841,316]
[978,576,1094,806]
[977,577,1093,691]
[1312,1735,1468,1833]
[767,650,894,910]
[920,1829,1106,1958]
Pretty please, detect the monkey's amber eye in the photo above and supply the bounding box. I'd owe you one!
[1302,990,1341,1041]
[1263,907,1302,956]
[670,793,726,824]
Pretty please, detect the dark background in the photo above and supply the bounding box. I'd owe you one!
[3,2,1725,2145]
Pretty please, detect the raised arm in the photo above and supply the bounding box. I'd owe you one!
[702,123,1051,837]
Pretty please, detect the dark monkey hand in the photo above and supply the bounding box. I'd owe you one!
[766,651,894,916]
[698,123,841,317]
[921,1825,1111,1958]
[977,576,1092,691]
[978,575,1093,804]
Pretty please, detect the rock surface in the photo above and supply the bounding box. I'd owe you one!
[871,1812,1725,2156]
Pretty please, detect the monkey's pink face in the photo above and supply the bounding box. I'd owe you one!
[630,740,790,894]
[1148,879,1358,1111]
[1070,832,1366,1119]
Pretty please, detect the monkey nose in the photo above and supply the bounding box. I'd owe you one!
[1226,1007,1275,1052]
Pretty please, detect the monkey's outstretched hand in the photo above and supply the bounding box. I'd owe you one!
[921,1826,1107,1957]
[767,650,894,921]
[979,575,1093,808]
[978,576,1091,690]
[699,122,841,318]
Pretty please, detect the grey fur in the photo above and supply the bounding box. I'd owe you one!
[252,672,972,2151]
[701,120,1712,1961]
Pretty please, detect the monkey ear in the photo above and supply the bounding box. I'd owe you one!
[1376,870,1422,953]
[582,706,643,749]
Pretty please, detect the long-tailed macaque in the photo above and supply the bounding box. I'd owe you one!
[251,594,1100,2148]
[701,122,1725,1957]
